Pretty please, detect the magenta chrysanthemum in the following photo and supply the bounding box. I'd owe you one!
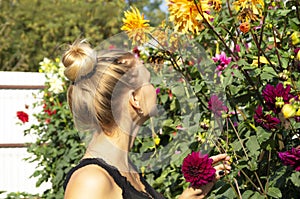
[182,151,216,187]
[254,105,281,130]
[208,95,228,117]
[262,83,294,113]
[278,147,300,171]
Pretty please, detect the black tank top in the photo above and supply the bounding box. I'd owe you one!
[63,158,165,199]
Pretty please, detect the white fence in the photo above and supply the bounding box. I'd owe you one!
[0,72,50,197]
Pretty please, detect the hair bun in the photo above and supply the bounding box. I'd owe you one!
[62,40,96,82]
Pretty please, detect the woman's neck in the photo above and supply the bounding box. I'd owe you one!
[84,125,140,172]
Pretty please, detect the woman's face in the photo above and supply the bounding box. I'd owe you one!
[135,60,157,118]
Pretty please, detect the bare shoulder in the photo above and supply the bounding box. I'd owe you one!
[64,164,120,199]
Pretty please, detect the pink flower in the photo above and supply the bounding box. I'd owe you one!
[212,52,232,76]
[182,151,216,187]
[156,88,161,95]
[17,111,29,123]
[208,95,228,117]
[234,44,241,53]
[278,147,300,171]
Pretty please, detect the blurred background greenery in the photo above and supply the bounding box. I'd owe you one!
[0,0,166,72]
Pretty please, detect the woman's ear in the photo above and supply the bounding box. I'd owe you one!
[129,91,141,110]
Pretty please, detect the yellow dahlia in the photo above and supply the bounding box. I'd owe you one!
[121,6,151,45]
[167,0,213,34]
[233,0,264,22]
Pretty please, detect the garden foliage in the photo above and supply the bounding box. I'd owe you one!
[19,0,300,199]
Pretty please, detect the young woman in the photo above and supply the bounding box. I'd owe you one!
[62,40,231,199]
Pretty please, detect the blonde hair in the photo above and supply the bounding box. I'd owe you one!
[62,40,137,134]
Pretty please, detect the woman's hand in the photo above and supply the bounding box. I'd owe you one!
[179,154,231,199]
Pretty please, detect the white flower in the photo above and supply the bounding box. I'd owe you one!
[48,76,64,94]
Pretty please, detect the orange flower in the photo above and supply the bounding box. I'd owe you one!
[239,21,250,33]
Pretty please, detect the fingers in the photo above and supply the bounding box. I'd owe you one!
[214,163,231,180]
[214,163,231,171]
[210,153,231,165]
[210,154,231,181]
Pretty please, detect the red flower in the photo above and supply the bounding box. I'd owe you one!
[278,147,300,171]
[254,105,280,130]
[17,111,29,123]
[43,104,57,116]
[182,151,216,187]
[208,95,228,117]
[262,83,294,113]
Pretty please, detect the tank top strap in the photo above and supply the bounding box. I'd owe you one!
[63,158,127,191]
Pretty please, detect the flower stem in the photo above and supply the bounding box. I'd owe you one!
[250,29,277,72]
[228,118,249,160]
[272,27,282,69]
[226,0,233,18]
[193,0,238,61]
[254,171,266,195]
[233,178,243,199]
[240,169,263,195]
[265,149,271,193]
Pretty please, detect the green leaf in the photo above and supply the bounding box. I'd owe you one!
[172,84,185,97]
[222,70,233,87]
[230,139,243,151]
[242,190,255,198]
[261,66,277,80]
[277,9,292,16]
[281,58,288,69]
[267,187,282,198]
[160,94,169,104]
[256,127,271,144]
[245,136,260,158]
[290,172,300,187]
[250,192,265,199]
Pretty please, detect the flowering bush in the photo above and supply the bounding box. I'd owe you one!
[19,1,300,198]
[122,1,300,198]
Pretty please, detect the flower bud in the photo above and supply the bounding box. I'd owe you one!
[281,104,296,118]
[278,72,288,81]
[154,136,160,145]
[239,22,250,34]
[266,24,273,29]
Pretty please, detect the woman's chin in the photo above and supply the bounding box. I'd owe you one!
[149,105,158,117]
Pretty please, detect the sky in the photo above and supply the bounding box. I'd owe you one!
[159,0,168,12]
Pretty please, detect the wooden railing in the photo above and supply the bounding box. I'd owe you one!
[0,143,29,148]
[0,85,45,89]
